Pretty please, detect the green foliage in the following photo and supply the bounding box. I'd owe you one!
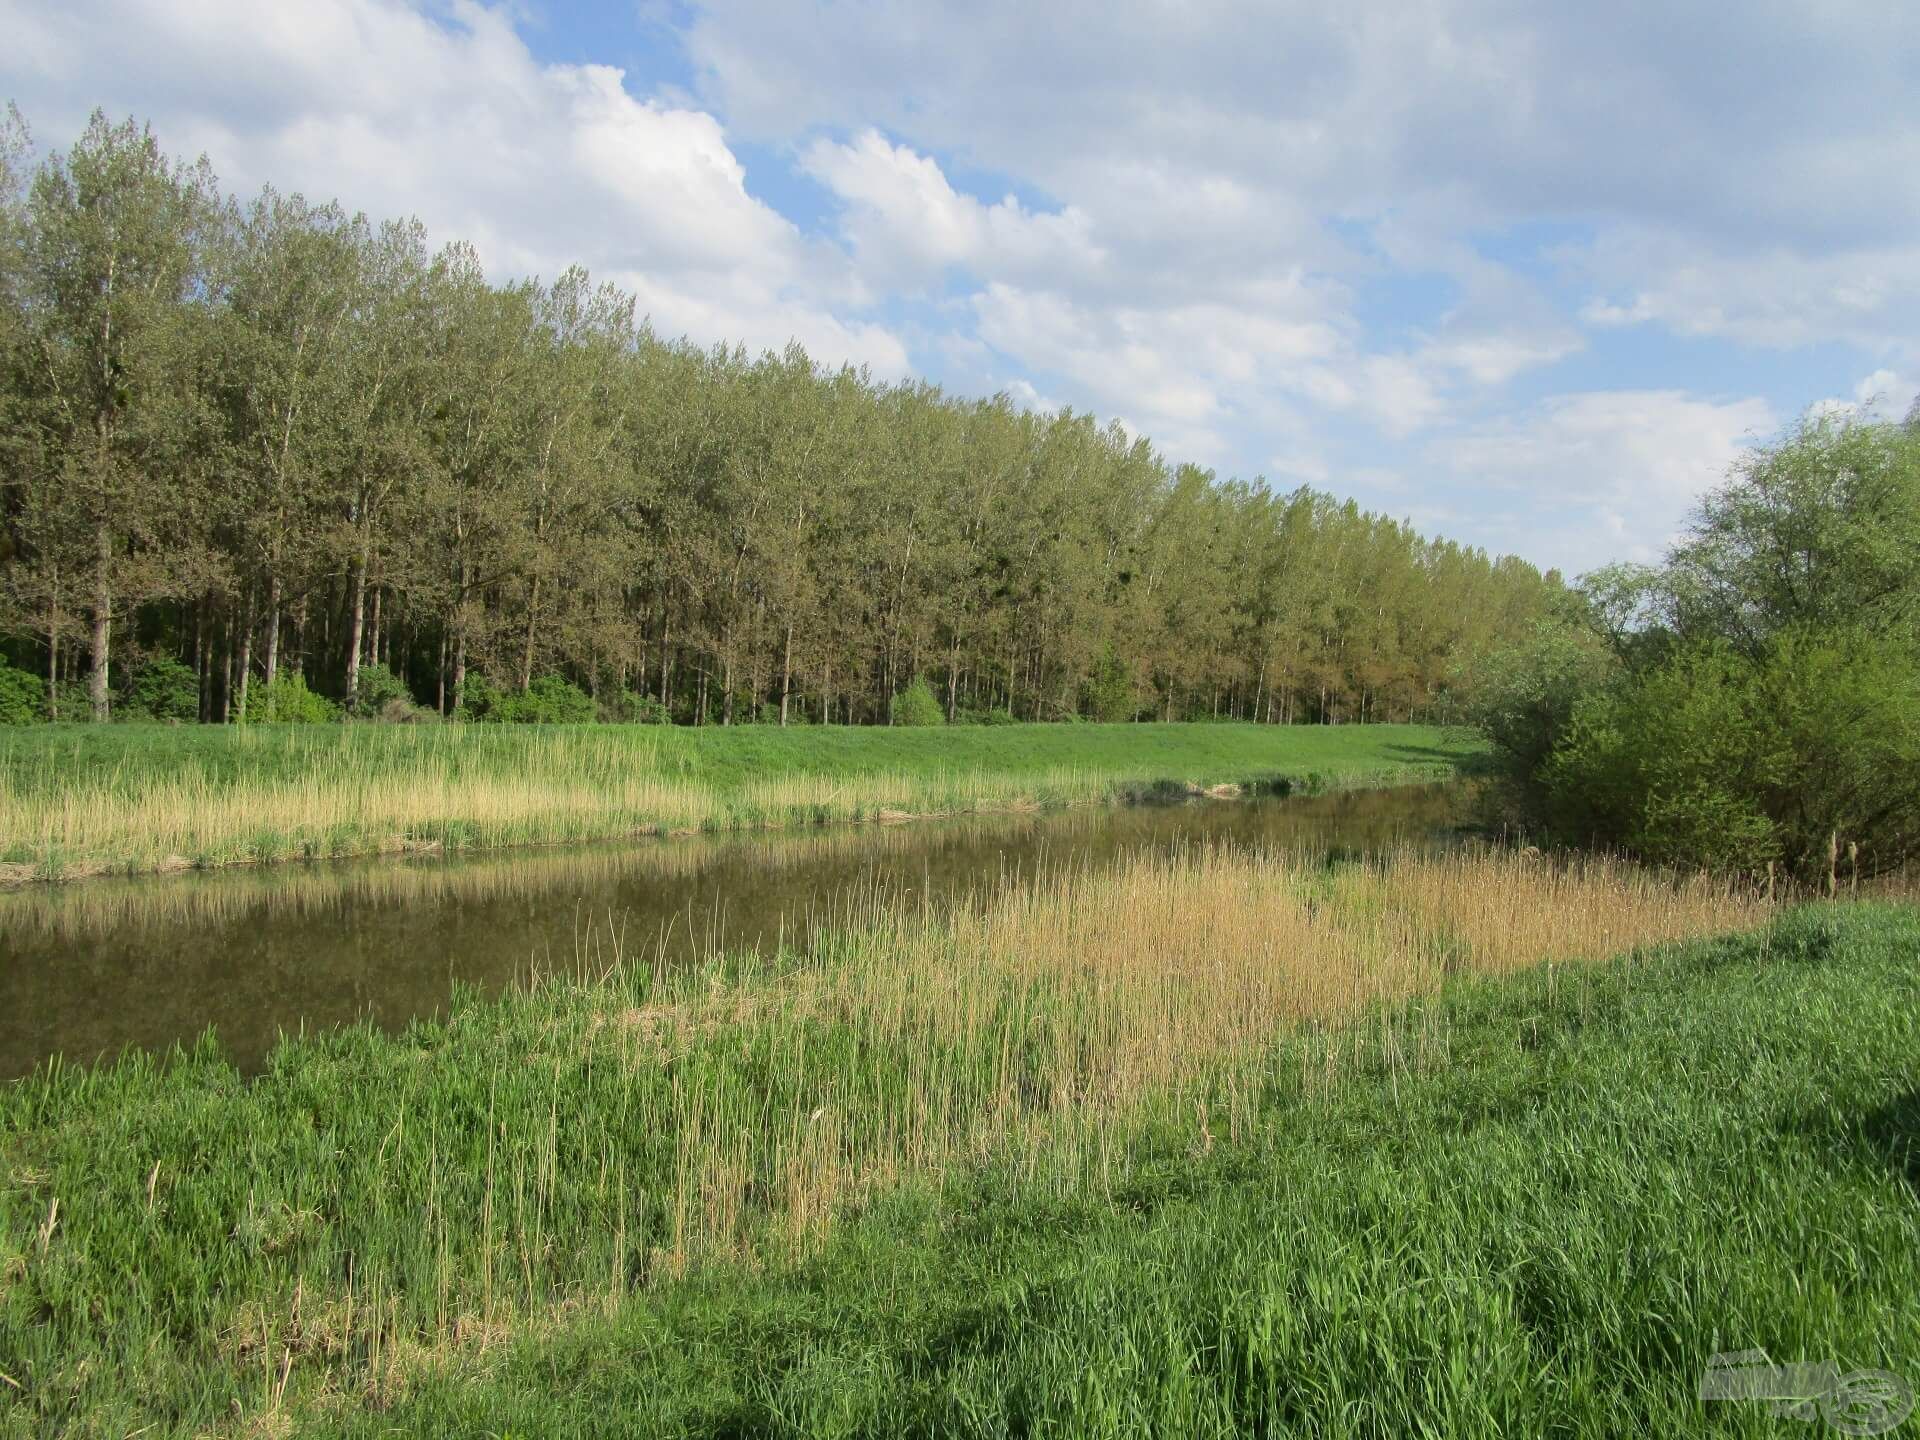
[1485,416,1920,875]
[0,654,45,724]
[2,900,1913,1433]
[891,674,945,727]
[121,656,198,722]
[0,110,1560,738]
[752,700,810,726]
[1668,414,1920,651]
[1544,628,1920,876]
[1463,615,1618,817]
[1086,643,1138,722]
[596,690,671,725]
[352,662,409,713]
[242,674,340,724]
[954,706,1018,726]
[466,674,596,725]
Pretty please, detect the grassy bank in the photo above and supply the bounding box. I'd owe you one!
[0,722,1477,883]
[8,843,1903,1437]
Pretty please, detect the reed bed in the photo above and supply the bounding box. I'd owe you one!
[0,721,1474,882]
[0,841,1787,1435]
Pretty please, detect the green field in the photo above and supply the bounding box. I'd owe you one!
[0,722,1481,881]
[2,838,1911,1437]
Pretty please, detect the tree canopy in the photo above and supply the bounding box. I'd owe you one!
[0,109,1562,726]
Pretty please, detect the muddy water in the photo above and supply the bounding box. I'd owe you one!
[0,783,1473,1077]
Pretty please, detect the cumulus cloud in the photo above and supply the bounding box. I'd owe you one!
[1426,391,1778,576]
[8,0,1912,570]
[686,0,1920,366]
[800,129,1101,290]
[1809,368,1920,424]
[0,0,910,373]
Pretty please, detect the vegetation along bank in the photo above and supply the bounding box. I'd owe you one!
[0,720,1480,883]
[13,843,1912,1437]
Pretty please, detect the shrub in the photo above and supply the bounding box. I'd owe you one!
[376,695,436,724]
[1463,615,1618,821]
[1542,628,1920,877]
[123,656,199,722]
[353,663,410,714]
[954,706,1017,726]
[468,674,596,724]
[0,656,46,725]
[1086,643,1138,722]
[891,674,945,726]
[243,674,341,723]
[753,699,811,726]
[597,689,673,725]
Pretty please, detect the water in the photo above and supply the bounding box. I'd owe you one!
[0,784,1472,1078]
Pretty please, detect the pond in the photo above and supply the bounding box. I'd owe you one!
[0,782,1474,1078]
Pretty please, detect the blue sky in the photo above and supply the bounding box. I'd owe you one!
[5,0,1917,575]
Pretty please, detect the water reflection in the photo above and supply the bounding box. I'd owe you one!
[0,783,1471,1078]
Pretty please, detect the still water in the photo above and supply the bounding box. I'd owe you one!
[0,784,1472,1078]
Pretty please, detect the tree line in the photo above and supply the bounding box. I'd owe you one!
[0,109,1562,726]
[1474,414,1920,879]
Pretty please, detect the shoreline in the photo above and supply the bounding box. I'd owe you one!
[0,759,1465,889]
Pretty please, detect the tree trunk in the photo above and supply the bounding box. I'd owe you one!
[46,580,60,722]
[519,576,539,693]
[263,572,281,688]
[778,618,795,727]
[235,594,255,722]
[88,524,111,722]
[449,559,469,713]
[345,555,367,711]
[219,610,234,725]
[292,594,309,678]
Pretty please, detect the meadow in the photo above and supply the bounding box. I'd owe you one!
[0,721,1476,883]
[8,841,1911,1437]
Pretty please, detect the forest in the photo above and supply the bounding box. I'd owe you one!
[0,109,1560,728]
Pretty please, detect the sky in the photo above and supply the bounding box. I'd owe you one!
[4,0,1917,577]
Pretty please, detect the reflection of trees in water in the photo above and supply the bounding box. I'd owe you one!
[1,784,1471,942]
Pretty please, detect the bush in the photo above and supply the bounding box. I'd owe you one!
[596,689,673,725]
[891,674,945,727]
[466,673,596,724]
[753,699,811,726]
[353,663,410,713]
[243,674,341,723]
[1463,615,1618,821]
[376,695,436,724]
[1542,628,1920,877]
[1086,643,1138,722]
[123,656,199,722]
[0,656,46,725]
[954,706,1018,726]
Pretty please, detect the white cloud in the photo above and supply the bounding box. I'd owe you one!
[1809,368,1920,424]
[801,129,1101,289]
[0,0,910,374]
[688,0,1920,361]
[1426,390,1778,575]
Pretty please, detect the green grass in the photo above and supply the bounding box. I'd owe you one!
[0,720,1476,794]
[1,876,1913,1436]
[0,722,1482,881]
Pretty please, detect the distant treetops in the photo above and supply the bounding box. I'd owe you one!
[0,107,1560,728]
